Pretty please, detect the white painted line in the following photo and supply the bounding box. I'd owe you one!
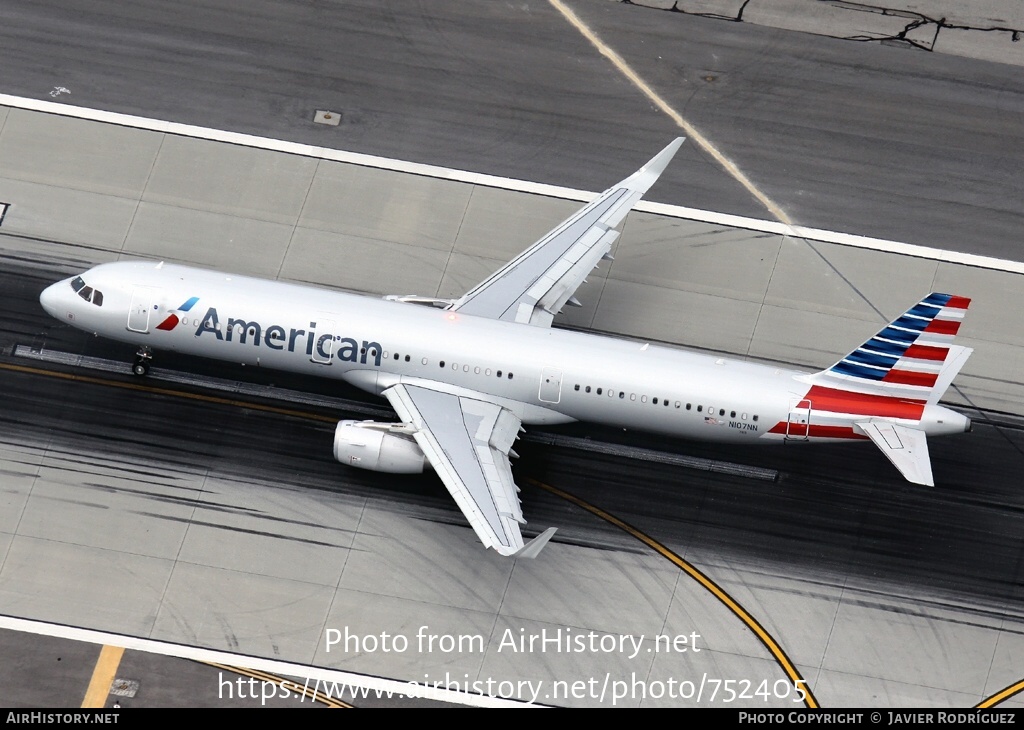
[0,92,562,194]
[638,200,1024,275]
[1,93,1021,275]
[0,614,537,707]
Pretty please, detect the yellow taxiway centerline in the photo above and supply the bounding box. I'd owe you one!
[81,645,124,708]
[530,478,819,709]
[977,678,1024,708]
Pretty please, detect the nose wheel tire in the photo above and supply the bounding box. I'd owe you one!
[132,348,152,377]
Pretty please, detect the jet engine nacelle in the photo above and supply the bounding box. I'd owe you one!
[333,420,426,474]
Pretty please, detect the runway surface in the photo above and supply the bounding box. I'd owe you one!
[0,0,1022,253]
[0,0,1022,709]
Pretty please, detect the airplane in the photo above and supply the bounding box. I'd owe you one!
[38,137,973,558]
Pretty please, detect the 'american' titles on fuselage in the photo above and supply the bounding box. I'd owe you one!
[192,306,383,366]
[41,261,800,439]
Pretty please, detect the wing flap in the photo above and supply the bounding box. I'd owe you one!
[385,383,552,556]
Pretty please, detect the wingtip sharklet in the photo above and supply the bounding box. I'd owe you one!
[512,527,558,559]
[620,137,685,194]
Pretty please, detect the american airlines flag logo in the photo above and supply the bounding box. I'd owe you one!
[155,296,200,331]
[704,417,723,426]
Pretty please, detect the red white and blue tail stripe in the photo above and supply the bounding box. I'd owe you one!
[773,293,973,486]
[808,293,971,401]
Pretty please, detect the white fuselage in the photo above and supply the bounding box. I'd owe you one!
[39,261,967,446]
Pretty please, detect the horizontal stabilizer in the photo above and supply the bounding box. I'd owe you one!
[513,527,558,559]
[856,421,933,486]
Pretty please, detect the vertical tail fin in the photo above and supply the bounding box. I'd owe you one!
[799,294,972,487]
[808,293,971,403]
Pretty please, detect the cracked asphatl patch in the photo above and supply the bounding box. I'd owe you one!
[620,0,1024,55]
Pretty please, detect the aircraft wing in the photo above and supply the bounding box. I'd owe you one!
[449,138,685,327]
[383,383,556,557]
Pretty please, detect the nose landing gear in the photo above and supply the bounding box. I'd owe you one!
[132,347,153,376]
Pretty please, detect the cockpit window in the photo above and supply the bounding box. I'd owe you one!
[70,277,104,306]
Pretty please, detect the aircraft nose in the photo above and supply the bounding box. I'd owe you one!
[39,282,63,318]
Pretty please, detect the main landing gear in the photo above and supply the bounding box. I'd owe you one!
[132,346,153,376]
